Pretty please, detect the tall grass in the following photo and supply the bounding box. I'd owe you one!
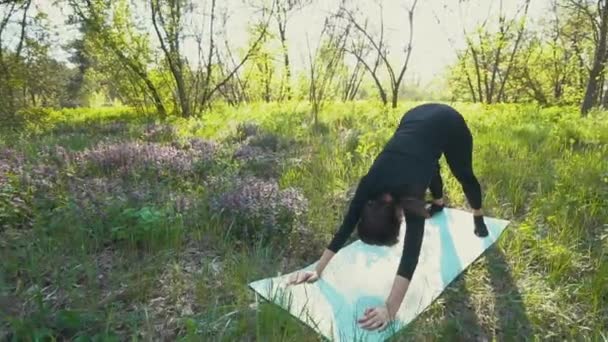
[0,101,606,340]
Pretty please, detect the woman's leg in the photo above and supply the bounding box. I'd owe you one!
[429,163,444,202]
[427,163,445,216]
[444,120,488,236]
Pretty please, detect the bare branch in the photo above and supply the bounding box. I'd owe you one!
[344,44,388,104]
[201,0,216,104]
[394,0,418,94]
[14,0,31,60]
[566,0,600,41]
[204,0,276,103]
[340,6,395,86]
[497,0,531,102]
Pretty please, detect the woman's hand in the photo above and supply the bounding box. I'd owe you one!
[287,249,334,286]
[358,306,392,331]
[287,270,319,285]
[359,275,408,330]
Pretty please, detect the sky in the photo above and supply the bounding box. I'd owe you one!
[10,0,551,85]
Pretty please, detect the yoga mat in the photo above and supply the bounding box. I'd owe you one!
[248,208,510,341]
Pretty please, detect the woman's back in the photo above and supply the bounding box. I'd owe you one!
[383,103,463,162]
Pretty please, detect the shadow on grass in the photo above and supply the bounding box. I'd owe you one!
[391,210,533,341]
[486,246,533,339]
[438,244,533,341]
[433,210,487,341]
[436,273,486,341]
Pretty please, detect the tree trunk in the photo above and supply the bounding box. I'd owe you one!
[471,47,484,103]
[390,1,417,108]
[496,0,530,103]
[115,46,167,118]
[598,74,605,105]
[602,81,608,108]
[278,22,291,101]
[75,0,168,117]
[488,24,506,103]
[391,87,398,108]
[151,0,190,117]
[582,1,608,115]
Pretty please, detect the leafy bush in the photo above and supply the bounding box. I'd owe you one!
[247,133,280,152]
[210,177,307,242]
[10,108,54,131]
[234,121,260,142]
[0,149,31,230]
[0,180,32,231]
[110,206,176,248]
[340,128,361,154]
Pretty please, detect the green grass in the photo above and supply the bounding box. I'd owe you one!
[1,101,607,341]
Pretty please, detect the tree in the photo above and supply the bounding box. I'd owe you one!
[338,0,418,108]
[274,0,311,101]
[190,0,274,112]
[339,42,366,102]
[306,17,350,125]
[0,0,32,116]
[150,0,191,117]
[504,2,587,106]
[68,0,168,117]
[569,0,608,115]
[458,0,531,104]
[64,23,94,107]
[241,22,277,102]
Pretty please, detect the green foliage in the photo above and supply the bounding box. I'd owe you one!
[110,205,182,249]
[241,23,281,102]
[447,2,598,108]
[0,177,32,231]
[0,3,74,117]
[0,102,606,340]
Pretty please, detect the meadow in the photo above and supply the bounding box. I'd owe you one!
[0,101,607,341]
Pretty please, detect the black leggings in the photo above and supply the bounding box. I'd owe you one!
[428,121,482,210]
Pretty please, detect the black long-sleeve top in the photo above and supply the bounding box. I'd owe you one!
[327,103,481,280]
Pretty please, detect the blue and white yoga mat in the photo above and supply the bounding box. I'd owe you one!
[249,208,510,341]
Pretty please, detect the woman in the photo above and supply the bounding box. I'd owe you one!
[289,103,489,331]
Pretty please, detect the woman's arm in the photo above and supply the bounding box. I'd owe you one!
[388,213,425,316]
[327,175,372,253]
[291,175,373,285]
[328,210,425,300]
[385,276,410,318]
[314,248,336,275]
[396,214,425,280]
[360,212,426,330]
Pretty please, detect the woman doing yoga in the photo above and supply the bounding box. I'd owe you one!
[289,103,489,331]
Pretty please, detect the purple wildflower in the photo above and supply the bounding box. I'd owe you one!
[247,133,280,152]
[169,193,196,214]
[76,142,197,176]
[233,144,269,162]
[174,138,218,162]
[142,123,177,142]
[211,177,307,239]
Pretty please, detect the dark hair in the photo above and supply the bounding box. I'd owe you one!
[357,200,402,246]
[357,189,428,247]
